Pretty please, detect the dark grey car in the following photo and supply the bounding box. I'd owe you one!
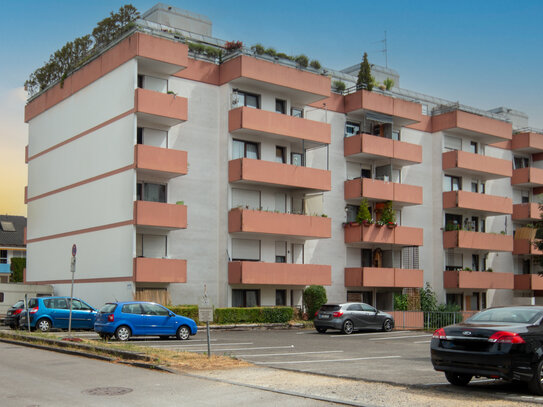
[314,302,394,334]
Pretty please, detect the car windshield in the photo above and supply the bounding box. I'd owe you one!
[100,303,117,313]
[467,308,542,324]
[319,305,341,312]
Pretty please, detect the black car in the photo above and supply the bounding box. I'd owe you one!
[4,300,25,329]
[314,302,394,334]
[431,306,543,394]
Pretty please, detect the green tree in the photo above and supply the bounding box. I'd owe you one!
[92,5,140,48]
[303,285,327,319]
[356,198,372,224]
[356,52,374,91]
[380,201,396,225]
[10,258,26,283]
[420,282,438,312]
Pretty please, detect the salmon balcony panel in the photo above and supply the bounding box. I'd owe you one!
[136,33,188,75]
[393,140,423,164]
[134,257,187,283]
[229,158,330,191]
[443,270,514,290]
[228,261,331,286]
[344,224,423,246]
[443,230,513,252]
[228,208,331,239]
[515,274,543,291]
[344,89,422,125]
[432,110,512,142]
[442,191,512,216]
[513,239,543,255]
[135,88,188,127]
[442,150,512,180]
[344,133,393,158]
[134,201,187,230]
[512,203,542,221]
[135,145,187,179]
[220,55,330,104]
[511,167,543,187]
[228,107,330,145]
[394,268,424,288]
[344,179,422,206]
[512,132,543,153]
[345,267,423,288]
[393,183,423,206]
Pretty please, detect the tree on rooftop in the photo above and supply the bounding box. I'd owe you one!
[356,52,374,91]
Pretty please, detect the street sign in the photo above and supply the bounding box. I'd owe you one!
[72,244,77,256]
[198,295,213,322]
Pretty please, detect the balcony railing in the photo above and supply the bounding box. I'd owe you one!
[134,257,187,283]
[511,132,543,153]
[345,267,423,288]
[229,158,330,191]
[135,145,187,179]
[343,133,422,166]
[443,270,514,289]
[344,223,423,246]
[513,239,543,255]
[135,88,188,128]
[442,190,512,216]
[511,167,543,187]
[512,203,541,221]
[344,178,422,206]
[442,150,512,180]
[228,261,331,286]
[515,274,543,290]
[443,230,513,252]
[134,201,187,230]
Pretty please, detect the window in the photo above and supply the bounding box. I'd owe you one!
[291,107,303,118]
[443,135,461,151]
[469,141,478,154]
[275,146,286,163]
[0,222,15,232]
[275,99,286,114]
[234,90,260,109]
[522,259,531,274]
[275,241,286,263]
[137,74,144,88]
[232,239,260,261]
[472,254,480,271]
[446,293,463,309]
[137,127,143,144]
[232,289,260,307]
[346,205,359,223]
[522,191,530,204]
[347,291,373,304]
[513,156,530,169]
[137,182,166,203]
[347,303,363,311]
[445,213,462,230]
[122,303,143,314]
[0,293,3,302]
[232,139,259,160]
[345,121,360,138]
[471,182,478,193]
[421,104,429,115]
[291,153,303,166]
[141,303,169,316]
[275,290,287,306]
[443,175,461,192]
[0,250,6,264]
[361,249,372,267]
[44,298,68,309]
[361,168,372,179]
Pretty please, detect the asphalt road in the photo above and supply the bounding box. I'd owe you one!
[0,341,345,407]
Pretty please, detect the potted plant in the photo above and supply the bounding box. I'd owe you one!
[380,201,396,228]
[356,198,373,226]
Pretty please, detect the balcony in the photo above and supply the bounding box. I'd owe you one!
[344,133,422,166]
[228,261,331,286]
[512,203,541,221]
[228,106,330,147]
[442,191,512,216]
[344,178,422,207]
[344,89,422,126]
[135,145,187,179]
[443,230,513,252]
[228,208,331,239]
[512,132,543,154]
[513,239,543,255]
[515,274,543,291]
[344,223,423,247]
[135,32,188,75]
[135,88,188,128]
[511,167,543,187]
[443,270,514,290]
[134,201,187,231]
[442,150,512,180]
[133,257,187,283]
[229,158,330,192]
[432,109,512,143]
[345,267,423,288]
[220,55,330,104]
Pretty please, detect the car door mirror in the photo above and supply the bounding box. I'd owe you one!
[169,312,175,317]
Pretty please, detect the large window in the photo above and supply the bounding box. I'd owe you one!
[275,146,286,163]
[233,139,259,160]
[275,99,286,114]
[443,175,461,192]
[513,156,530,170]
[137,182,166,203]
[232,289,260,307]
[276,290,286,306]
[345,121,360,138]
[0,250,6,264]
[234,90,260,109]
[291,107,303,118]
[291,152,303,166]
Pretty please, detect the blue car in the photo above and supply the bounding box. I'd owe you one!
[19,296,97,332]
[94,301,198,341]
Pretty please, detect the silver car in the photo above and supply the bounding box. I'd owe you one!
[314,302,394,334]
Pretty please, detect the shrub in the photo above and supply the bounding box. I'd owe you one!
[251,44,265,55]
[383,77,394,90]
[224,40,243,51]
[214,307,293,324]
[264,47,277,57]
[356,198,372,224]
[10,257,25,282]
[309,60,321,70]
[332,80,346,92]
[356,52,374,91]
[303,285,327,319]
[394,293,408,311]
[167,305,200,324]
[294,54,309,68]
[276,52,292,61]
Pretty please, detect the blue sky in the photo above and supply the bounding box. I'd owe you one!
[1,0,542,215]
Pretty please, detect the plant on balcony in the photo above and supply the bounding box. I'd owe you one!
[309,59,321,70]
[486,268,493,272]
[295,54,309,68]
[445,222,461,231]
[383,78,395,91]
[251,43,265,55]
[356,52,374,92]
[380,201,396,228]
[224,41,243,52]
[333,80,346,93]
[356,198,373,226]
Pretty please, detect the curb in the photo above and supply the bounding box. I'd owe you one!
[196,322,306,330]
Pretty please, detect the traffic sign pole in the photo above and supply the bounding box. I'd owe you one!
[68,244,77,336]
[199,285,213,358]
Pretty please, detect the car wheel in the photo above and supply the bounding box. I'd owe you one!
[445,371,472,386]
[382,319,393,332]
[176,325,190,340]
[529,359,543,395]
[115,326,131,341]
[36,318,51,333]
[342,320,354,335]
[316,327,327,334]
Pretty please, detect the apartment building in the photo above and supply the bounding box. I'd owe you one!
[24,4,543,311]
[0,215,26,283]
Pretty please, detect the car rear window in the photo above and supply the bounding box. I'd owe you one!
[319,305,341,312]
[100,303,117,313]
[13,300,24,309]
[27,298,38,308]
[468,308,542,324]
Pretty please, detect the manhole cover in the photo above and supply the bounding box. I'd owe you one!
[83,387,133,396]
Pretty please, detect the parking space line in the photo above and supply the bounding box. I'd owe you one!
[254,355,401,365]
[192,345,295,352]
[369,334,432,341]
[149,342,253,348]
[237,350,344,357]
[329,331,409,338]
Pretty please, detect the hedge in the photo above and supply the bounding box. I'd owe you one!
[214,307,294,324]
[167,305,200,324]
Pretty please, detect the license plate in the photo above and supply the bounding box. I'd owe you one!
[320,314,330,319]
